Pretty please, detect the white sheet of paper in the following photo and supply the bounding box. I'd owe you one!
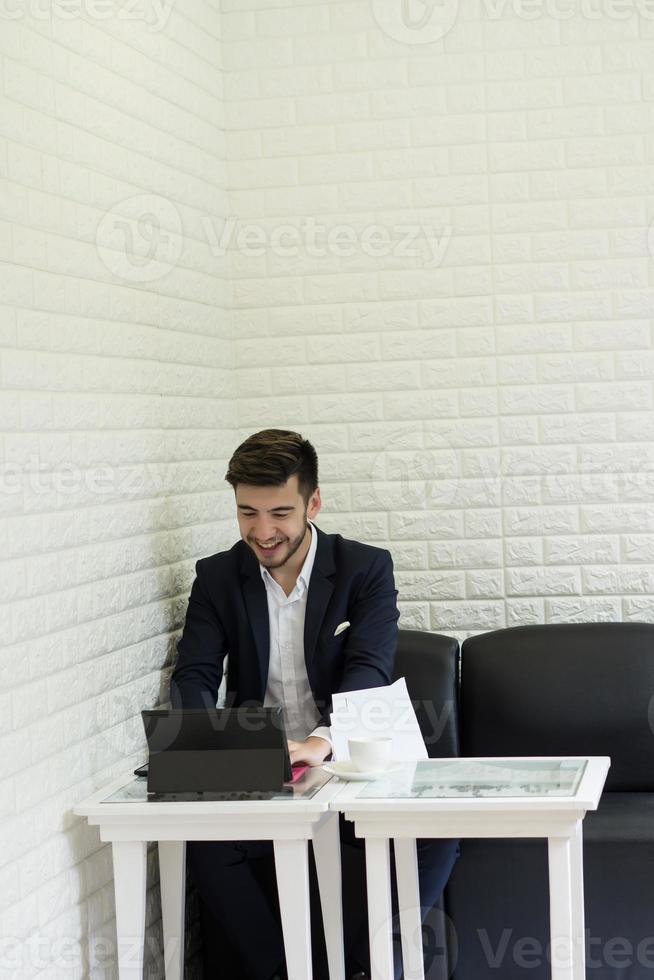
[329,677,428,762]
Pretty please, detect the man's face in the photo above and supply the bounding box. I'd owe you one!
[235,475,321,570]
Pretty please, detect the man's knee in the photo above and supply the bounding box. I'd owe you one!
[416,837,461,880]
[417,837,460,859]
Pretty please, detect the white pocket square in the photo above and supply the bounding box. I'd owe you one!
[334,621,350,636]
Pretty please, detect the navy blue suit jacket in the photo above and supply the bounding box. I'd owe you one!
[170,524,400,728]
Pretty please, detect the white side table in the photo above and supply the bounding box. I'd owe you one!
[330,756,610,980]
[75,768,345,980]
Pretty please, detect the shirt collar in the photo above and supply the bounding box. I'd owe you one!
[259,520,317,596]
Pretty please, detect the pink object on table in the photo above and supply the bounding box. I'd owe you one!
[288,763,310,783]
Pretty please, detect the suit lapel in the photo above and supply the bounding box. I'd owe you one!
[239,545,269,697]
[304,526,336,676]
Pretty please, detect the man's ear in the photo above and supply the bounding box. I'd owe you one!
[308,486,322,520]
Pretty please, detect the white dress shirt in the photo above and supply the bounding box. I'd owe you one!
[260,521,331,746]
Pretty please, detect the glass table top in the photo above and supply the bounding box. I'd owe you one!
[357,759,587,799]
[101,766,333,803]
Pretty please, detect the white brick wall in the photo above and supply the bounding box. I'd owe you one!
[2,0,654,977]
[1,2,229,977]
[226,0,654,638]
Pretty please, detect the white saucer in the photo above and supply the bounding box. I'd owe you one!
[322,760,404,782]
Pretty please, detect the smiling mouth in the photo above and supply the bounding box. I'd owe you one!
[255,540,284,553]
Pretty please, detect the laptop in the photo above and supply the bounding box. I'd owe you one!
[141,706,293,797]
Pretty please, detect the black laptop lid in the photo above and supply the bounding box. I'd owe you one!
[142,707,292,794]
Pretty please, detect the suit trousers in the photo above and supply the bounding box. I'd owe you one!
[187,814,459,980]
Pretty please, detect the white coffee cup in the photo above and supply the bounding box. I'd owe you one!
[348,736,393,773]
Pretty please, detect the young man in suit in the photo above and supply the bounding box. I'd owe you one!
[170,429,458,980]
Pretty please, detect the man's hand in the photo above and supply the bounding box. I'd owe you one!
[288,735,331,766]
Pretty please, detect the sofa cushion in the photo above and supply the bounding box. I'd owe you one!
[585,792,654,843]
[392,629,460,758]
[460,622,654,791]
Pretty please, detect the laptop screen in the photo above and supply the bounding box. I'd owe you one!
[142,707,292,792]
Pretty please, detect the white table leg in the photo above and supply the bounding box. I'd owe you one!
[111,841,147,980]
[548,835,575,980]
[365,837,395,980]
[273,838,313,980]
[569,821,586,978]
[394,837,424,980]
[312,812,346,980]
[158,841,186,980]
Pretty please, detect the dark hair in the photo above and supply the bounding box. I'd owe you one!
[225,429,318,502]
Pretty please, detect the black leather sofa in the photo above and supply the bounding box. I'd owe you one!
[444,622,654,980]
[392,627,460,761]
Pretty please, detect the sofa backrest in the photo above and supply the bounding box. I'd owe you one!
[460,622,654,791]
[393,628,460,758]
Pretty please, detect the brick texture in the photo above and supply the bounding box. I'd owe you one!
[1,2,228,977]
[225,0,654,644]
[2,0,654,977]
